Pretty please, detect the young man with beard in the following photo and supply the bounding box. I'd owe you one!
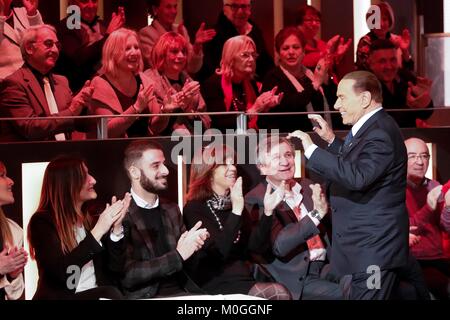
[245,136,345,300]
[120,140,209,299]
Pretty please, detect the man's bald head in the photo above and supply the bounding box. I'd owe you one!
[405,137,430,184]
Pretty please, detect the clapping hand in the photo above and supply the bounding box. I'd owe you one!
[252,87,283,113]
[111,192,131,234]
[263,180,286,216]
[70,80,94,115]
[0,246,28,276]
[391,29,411,51]
[177,221,209,261]
[107,6,125,34]
[194,22,216,46]
[23,0,38,16]
[135,84,156,113]
[409,226,421,247]
[230,176,244,215]
[91,200,125,241]
[310,184,328,219]
[407,76,432,109]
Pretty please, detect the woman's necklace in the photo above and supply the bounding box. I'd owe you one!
[206,198,241,244]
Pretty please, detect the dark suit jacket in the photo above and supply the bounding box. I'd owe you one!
[245,178,333,299]
[0,65,75,141]
[28,210,125,300]
[259,66,324,132]
[120,199,199,299]
[306,109,409,277]
[55,17,107,92]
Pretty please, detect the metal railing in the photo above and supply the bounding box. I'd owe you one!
[0,108,449,142]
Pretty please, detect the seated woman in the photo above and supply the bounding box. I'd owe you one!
[201,35,282,133]
[0,161,27,300]
[28,156,131,300]
[88,28,159,138]
[296,5,351,77]
[259,27,330,133]
[183,144,291,300]
[144,31,211,136]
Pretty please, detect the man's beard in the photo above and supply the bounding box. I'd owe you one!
[139,169,168,194]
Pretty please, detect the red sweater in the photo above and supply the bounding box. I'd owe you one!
[406,178,446,260]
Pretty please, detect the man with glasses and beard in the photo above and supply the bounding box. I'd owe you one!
[120,140,209,299]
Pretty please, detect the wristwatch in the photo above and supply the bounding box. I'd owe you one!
[309,209,322,221]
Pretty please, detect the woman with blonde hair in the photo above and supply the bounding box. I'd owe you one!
[201,35,282,132]
[145,31,211,136]
[0,161,27,300]
[28,156,131,299]
[183,144,291,299]
[88,28,159,138]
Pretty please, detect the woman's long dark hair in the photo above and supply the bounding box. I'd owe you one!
[28,156,93,257]
[186,144,235,202]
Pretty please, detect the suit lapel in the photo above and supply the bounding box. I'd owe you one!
[22,67,50,115]
[2,21,20,46]
[341,109,385,157]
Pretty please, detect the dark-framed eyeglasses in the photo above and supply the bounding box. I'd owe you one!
[224,3,251,12]
[33,39,62,50]
[407,153,430,162]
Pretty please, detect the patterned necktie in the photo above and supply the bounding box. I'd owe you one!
[43,77,66,141]
[293,205,325,251]
[343,130,353,148]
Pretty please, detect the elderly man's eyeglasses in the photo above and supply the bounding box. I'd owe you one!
[224,3,251,12]
[407,153,430,161]
[238,51,259,60]
[303,18,321,24]
[33,40,62,50]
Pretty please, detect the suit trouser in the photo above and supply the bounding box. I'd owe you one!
[301,261,344,300]
[74,286,124,300]
[348,269,397,300]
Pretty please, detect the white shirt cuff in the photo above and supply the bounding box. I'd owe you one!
[304,144,318,159]
[110,232,124,242]
[307,212,321,226]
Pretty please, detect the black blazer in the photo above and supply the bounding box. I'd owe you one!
[28,210,124,300]
[120,199,200,299]
[245,178,333,299]
[306,109,409,276]
[258,67,324,132]
[183,199,272,295]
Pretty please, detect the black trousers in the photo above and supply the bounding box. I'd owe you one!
[73,286,124,300]
[348,269,397,300]
[301,261,344,300]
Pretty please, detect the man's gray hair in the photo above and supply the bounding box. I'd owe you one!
[255,135,294,168]
[20,24,57,60]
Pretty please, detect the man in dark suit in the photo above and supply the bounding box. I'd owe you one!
[121,140,209,299]
[245,135,346,300]
[55,0,125,92]
[289,71,409,299]
[0,24,93,142]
